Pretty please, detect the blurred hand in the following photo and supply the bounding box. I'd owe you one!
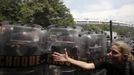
[52,48,69,62]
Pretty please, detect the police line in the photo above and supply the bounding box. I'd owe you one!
[0,53,73,68]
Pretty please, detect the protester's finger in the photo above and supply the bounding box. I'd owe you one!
[54,59,62,61]
[53,56,63,61]
[52,54,59,57]
[53,58,60,61]
[53,52,62,56]
[64,48,68,56]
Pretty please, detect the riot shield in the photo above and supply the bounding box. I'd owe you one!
[0,25,48,75]
[47,27,79,75]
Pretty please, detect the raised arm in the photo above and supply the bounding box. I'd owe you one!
[52,48,95,70]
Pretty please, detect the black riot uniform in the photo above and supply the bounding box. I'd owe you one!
[94,57,134,75]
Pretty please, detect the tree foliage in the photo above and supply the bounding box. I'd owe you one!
[0,0,21,21]
[0,0,74,27]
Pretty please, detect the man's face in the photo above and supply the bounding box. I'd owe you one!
[108,45,123,64]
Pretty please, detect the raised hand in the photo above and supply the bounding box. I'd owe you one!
[52,48,69,62]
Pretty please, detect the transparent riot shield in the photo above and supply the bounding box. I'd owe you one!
[0,25,48,75]
[85,34,107,62]
[47,27,79,75]
[83,33,107,75]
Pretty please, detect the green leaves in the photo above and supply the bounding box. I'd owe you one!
[0,0,74,27]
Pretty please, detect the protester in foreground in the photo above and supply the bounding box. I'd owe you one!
[52,41,134,75]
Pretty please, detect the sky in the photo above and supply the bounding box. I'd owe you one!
[63,0,134,24]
